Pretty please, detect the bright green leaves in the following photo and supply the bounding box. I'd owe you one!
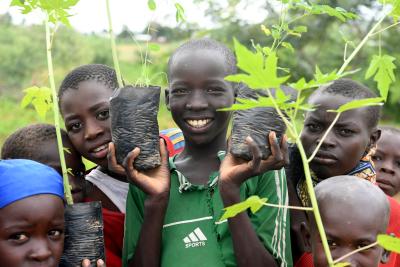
[290,67,342,92]
[365,55,397,101]
[293,3,357,22]
[225,39,289,90]
[379,0,400,21]
[148,43,161,52]
[377,234,400,253]
[220,196,267,221]
[20,86,52,120]
[328,97,384,113]
[10,0,79,26]
[148,0,156,11]
[175,3,185,23]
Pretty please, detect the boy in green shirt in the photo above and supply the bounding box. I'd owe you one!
[120,38,292,267]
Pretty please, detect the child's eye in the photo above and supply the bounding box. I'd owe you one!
[357,242,372,250]
[327,240,337,248]
[306,123,321,132]
[338,128,354,136]
[97,110,110,120]
[395,161,400,168]
[48,229,63,238]
[172,88,188,95]
[9,233,29,243]
[206,87,223,93]
[68,122,82,132]
[372,155,382,161]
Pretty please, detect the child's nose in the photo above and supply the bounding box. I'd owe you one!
[186,91,209,110]
[380,160,395,174]
[29,240,52,262]
[318,132,336,148]
[84,119,103,140]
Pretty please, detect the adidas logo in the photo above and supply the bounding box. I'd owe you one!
[183,227,207,248]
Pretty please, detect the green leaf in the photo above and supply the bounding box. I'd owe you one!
[20,86,52,120]
[63,147,71,154]
[329,97,384,113]
[365,55,396,101]
[175,3,185,23]
[378,234,400,253]
[219,196,267,221]
[281,42,294,53]
[82,157,97,171]
[293,25,307,33]
[226,39,289,90]
[148,0,156,10]
[261,25,271,36]
[379,0,400,21]
[148,43,160,51]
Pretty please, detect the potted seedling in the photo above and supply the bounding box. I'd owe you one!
[105,0,186,170]
[11,1,105,266]
[219,1,399,266]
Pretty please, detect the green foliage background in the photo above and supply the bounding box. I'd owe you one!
[1,0,399,148]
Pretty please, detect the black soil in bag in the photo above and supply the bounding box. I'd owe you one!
[230,86,286,161]
[59,202,105,267]
[110,85,161,170]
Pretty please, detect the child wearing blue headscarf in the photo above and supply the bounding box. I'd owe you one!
[0,159,104,267]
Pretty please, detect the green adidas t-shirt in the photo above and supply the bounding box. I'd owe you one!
[123,152,293,267]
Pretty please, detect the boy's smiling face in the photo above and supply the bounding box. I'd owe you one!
[301,91,378,179]
[373,130,400,196]
[61,80,113,168]
[167,49,235,145]
[0,194,65,267]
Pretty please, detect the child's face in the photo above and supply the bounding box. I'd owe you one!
[167,49,235,145]
[301,92,376,179]
[0,194,65,267]
[373,130,400,196]
[60,80,113,169]
[308,200,387,267]
[41,137,86,203]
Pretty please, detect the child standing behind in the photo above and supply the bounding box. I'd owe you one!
[303,176,390,267]
[1,123,86,203]
[58,64,184,267]
[120,38,292,267]
[373,126,400,201]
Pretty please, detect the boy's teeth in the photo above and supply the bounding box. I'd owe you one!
[93,144,108,152]
[187,119,211,128]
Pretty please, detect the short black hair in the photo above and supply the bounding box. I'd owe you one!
[315,78,381,129]
[167,38,237,80]
[1,124,67,161]
[58,64,118,101]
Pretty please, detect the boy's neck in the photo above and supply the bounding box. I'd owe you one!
[179,131,227,160]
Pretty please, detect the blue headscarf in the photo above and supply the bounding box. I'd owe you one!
[0,159,64,208]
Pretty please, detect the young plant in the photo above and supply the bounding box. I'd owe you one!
[220,1,399,266]
[11,0,79,205]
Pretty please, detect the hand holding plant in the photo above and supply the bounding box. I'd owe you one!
[219,132,289,188]
[122,139,170,197]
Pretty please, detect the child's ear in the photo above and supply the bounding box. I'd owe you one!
[300,221,312,252]
[165,88,171,111]
[366,128,381,153]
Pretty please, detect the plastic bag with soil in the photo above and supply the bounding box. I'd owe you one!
[230,86,286,161]
[110,85,161,170]
[59,202,105,267]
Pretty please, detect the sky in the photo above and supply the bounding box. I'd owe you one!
[0,0,267,33]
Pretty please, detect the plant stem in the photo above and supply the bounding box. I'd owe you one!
[308,112,341,163]
[45,14,73,205]
[371,21,400,36]
[105,0,123,88]
[297,141,335,266]
[333,241,379,264]
[338,15,386,75]
[261,202,314,211]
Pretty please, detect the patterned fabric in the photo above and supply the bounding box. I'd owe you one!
[296,150,377,207]
[159,128,185,155]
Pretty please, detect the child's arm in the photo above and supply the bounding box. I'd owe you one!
[219,132,289,267]
[121,139,170,267]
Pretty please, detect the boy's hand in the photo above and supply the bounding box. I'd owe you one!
[81,258,105,267]
[123,139,171,197]
[219,132,288,188]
